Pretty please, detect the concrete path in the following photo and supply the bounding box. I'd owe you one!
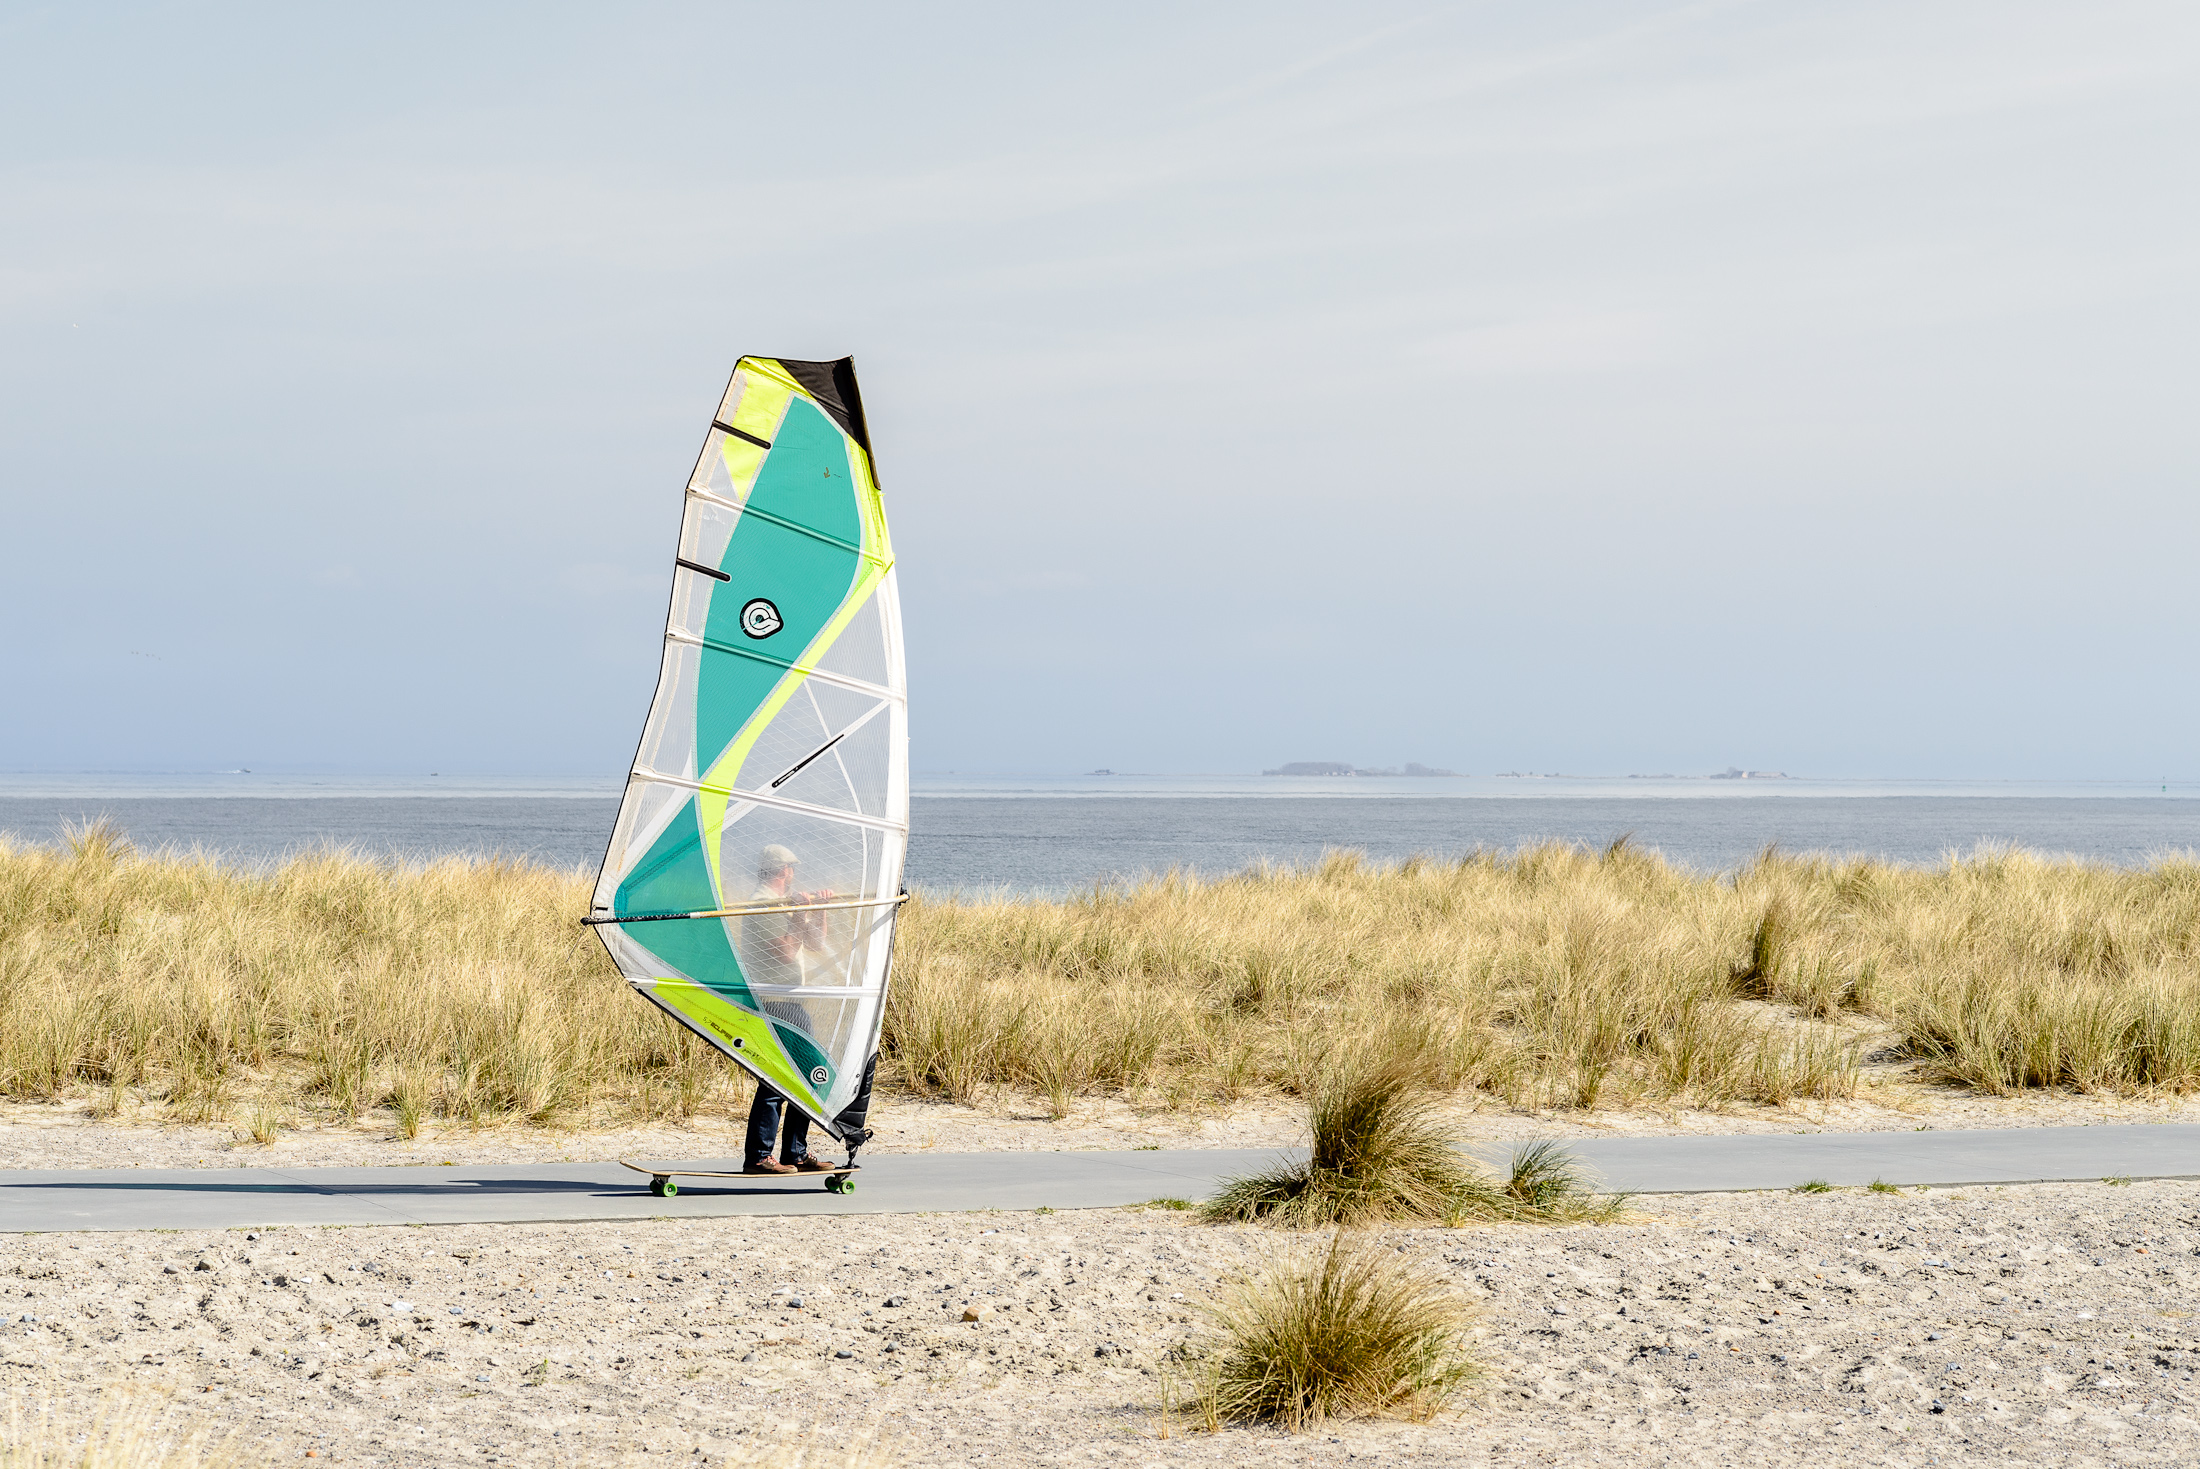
[3,1125,2198,1233]
[0,1149,1275,1233]
[1535,1122,2200,1196]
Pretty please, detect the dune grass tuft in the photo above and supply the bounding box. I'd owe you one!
[1481,1137,1627,1224]
[1205,1055,1486,1226]
[1186,1231,1477,1431]
[1204,1056,1622,1226]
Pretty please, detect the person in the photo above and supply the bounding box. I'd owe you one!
[832,1049,878,1150]
[741,843,839,1174]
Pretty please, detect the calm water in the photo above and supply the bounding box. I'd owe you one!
[3,773,2196,893]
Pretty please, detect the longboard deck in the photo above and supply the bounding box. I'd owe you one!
[618,1158,860,1196]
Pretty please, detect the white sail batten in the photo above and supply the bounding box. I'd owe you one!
[627,767,908,835]
[662,629,902,705]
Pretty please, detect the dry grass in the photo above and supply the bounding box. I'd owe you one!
[4,823,2198,1131]
[1204,1054,1490,1226]
[0,823,730,1133]
[894,843,2200,1110]
[0,1382,893,1468]
[1482,1138,1629,1225]
[0,1386,238,1469]
[890,848,1869,1114]
[1205,1054,1624,1227]
[1182,1232,1478,1431]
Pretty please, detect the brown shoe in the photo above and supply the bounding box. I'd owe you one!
[745,1159,797,1175]
[792,1158,836,1173]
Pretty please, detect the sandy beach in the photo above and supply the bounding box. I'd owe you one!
[5,1095,2200,1466]
[4,1177,2197,1466]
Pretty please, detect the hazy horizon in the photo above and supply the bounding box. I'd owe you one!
[2,766,2191,791]
[6,3,2196,781]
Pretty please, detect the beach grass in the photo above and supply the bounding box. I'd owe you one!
[1203,1053,1492,1226]
[1183,1231,1478,1431]
[0,1380,896,1467]
[4,822,2198,1132]
[1202,1054,1623,1227]
[1,1384,238,1469]
[893,842,2200,1110]
[0,822,728,1131]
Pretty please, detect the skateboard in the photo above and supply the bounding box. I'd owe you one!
[618,1158,860,1197]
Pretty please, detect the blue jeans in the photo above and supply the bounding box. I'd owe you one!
[745,1084,810,1167]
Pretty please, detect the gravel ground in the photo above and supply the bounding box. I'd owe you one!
[4,1180,2199,1466]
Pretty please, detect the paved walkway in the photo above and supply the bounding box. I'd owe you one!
[0,1150,1275,1233]
[3,1125,2197,1232]
[1516,1122,2200,1195]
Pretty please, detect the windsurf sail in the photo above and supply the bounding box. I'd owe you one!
[588,356,906,1139]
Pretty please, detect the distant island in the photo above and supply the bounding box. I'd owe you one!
[1263,761,1459,777]
[1496,769,1796,780]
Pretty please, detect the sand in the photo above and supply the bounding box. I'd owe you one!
[8,1089,2200,1465]
[7,1072,2200,1173]
[3,1171,2198,1466]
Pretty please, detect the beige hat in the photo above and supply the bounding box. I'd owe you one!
[758,843,799,875]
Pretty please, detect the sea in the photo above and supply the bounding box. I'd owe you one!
[3,773,2196,896]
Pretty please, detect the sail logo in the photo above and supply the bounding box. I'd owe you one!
[809,1066,829,1085]
[740,599,784,639]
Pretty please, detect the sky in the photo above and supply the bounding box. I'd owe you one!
[3,1,2196,780]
